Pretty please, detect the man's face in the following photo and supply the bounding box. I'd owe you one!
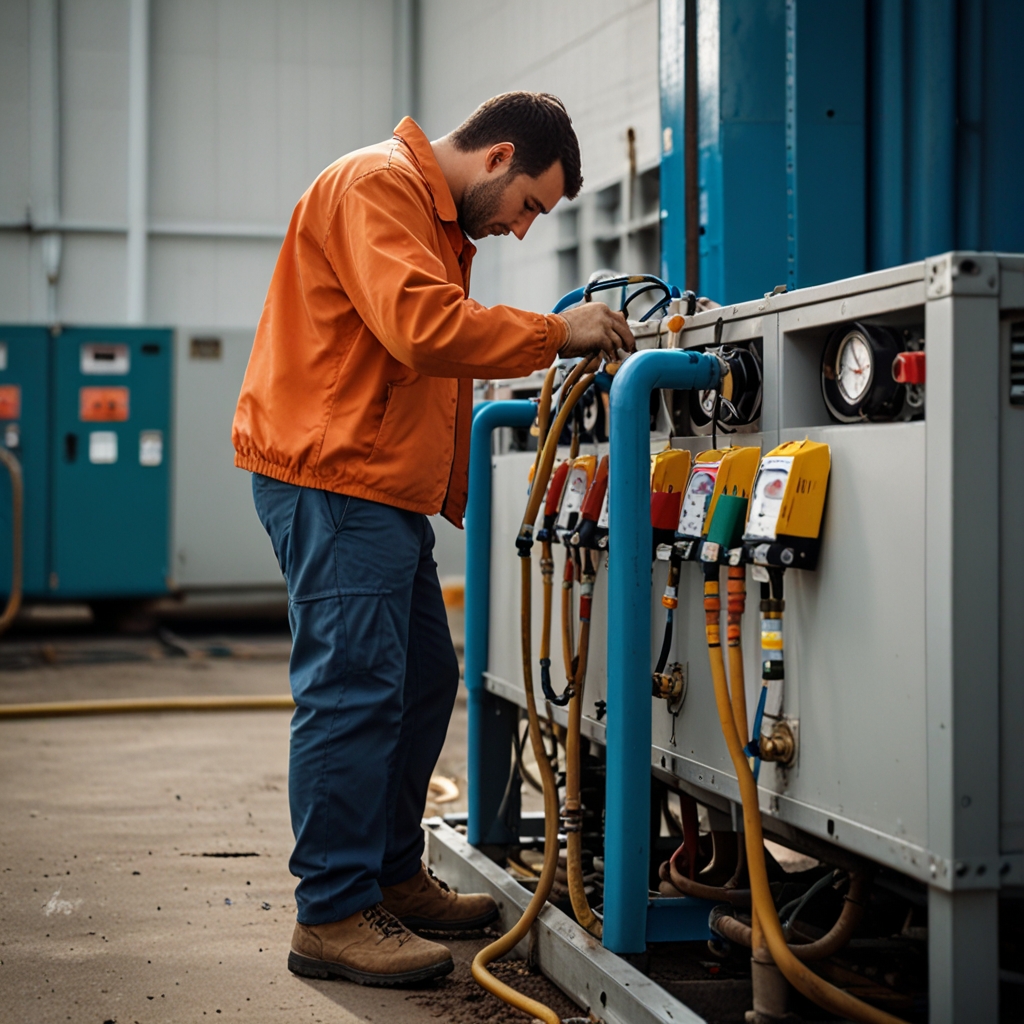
[458,144,565,241]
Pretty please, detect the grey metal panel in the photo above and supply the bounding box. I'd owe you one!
[170,327,283,589]
[1001,315,1024,854]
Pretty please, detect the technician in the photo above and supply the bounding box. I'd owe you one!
[232,92,633,987]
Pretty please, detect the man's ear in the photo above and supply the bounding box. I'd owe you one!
[484,142,516,174]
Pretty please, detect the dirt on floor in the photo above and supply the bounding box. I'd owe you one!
[0,624,580,1024]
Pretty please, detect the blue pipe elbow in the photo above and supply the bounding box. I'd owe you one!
[603,349,723,953]
[465,400,537,846]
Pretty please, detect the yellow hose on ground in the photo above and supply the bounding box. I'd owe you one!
[703,575,909,1024]
[471,558,561,1024]
[0,695,295,720]
[0,446,24,637]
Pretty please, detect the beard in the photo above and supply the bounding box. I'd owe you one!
[458,174,512,239]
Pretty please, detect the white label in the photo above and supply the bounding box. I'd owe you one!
[677,462,720,538]
[655,544,673,561]
[597,489,610,529]
[744,456,794,541]
[751,564,770,583]
[89,430,118,464]
[700,541,721,563]
[0,342,7,371]
[139,430,163,467]
[555,466,589,532]
[81,344,130,375]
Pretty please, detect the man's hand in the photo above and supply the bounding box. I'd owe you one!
[558,303,635,362]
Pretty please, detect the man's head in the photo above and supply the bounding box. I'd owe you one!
[446,92,583,240]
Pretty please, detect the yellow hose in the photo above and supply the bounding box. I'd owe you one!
[0,446,24,637]
[565,609,601,937]
[703,575,909,1024]
[519,374,596,537]
[471,558,562,1024]
[0,694,295,720]
[474,365,598,1023]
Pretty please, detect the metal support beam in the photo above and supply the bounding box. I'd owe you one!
[392,0,419,124]
[126,0,150,324]
[924,253,1001,1022]
[464,400,536,847]
[28,0,61,323]
[785,0,866,290]
[603,349,722,953]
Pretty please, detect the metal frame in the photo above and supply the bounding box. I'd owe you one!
[457,254,1023,1022]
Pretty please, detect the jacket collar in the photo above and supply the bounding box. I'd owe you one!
[393,117,459,225]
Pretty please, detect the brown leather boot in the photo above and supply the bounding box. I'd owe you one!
[381,864,499,934]
[287,903,453,986]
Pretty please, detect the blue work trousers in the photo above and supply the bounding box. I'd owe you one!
[252,474,460,925]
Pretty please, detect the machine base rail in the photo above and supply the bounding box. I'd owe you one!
[424,818,707,1024]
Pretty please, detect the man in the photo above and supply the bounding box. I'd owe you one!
[232,92,633,987]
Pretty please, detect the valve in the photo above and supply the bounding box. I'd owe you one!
[652,662,687,703]
[759,720,796,766]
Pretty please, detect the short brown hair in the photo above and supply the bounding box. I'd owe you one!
[450,92,583,200]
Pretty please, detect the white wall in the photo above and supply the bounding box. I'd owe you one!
[0,0,396,328]
[418,0,660,313]
[0,0,660,584]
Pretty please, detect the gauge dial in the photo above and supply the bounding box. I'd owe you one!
[835,332,873,405]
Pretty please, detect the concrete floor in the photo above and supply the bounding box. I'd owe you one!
[0,632,558,1024]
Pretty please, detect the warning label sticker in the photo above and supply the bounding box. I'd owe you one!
[80,386,129,422]
[0,384,21,420]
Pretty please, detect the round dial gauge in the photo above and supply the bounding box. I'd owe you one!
[821,322,906,423]
[835,331,873,404]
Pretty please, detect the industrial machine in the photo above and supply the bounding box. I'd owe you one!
[0,324,285,617]
[426,253,1024,1024]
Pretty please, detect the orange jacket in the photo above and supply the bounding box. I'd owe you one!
[232,118,565,526]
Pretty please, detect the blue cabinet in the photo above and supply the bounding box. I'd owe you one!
[50,327,172,598]
[0,327,51,599]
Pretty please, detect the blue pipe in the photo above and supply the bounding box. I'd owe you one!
[552,286,586,313]
[604,348,723,953]
[465,400,537,846]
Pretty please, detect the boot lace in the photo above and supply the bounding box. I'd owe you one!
[362,904,411,946]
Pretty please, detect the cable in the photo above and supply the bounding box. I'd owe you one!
[0,446,24,637]
[0,694,295,719]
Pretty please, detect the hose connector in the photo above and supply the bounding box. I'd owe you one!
[652,663,687,702]
[760,721,796,766]
[515,524,535,557]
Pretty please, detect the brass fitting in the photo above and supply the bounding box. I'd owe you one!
[652,663,687,702]
[760,721,796,766]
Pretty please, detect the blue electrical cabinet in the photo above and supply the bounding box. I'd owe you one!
[0,326,51,599]
[50,327,173,598]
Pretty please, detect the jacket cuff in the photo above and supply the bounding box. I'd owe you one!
[542,313,568,362]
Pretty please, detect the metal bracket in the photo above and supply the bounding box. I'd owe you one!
[925,252,999,299]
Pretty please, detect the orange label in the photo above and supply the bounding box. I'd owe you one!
[0,385,20,420]
[80,386,129,422]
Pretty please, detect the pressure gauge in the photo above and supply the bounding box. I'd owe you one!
[835,332,873,405]
[689,345,763,431]
[821,322,905,423]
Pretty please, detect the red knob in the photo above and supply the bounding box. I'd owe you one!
[893,351,926,385]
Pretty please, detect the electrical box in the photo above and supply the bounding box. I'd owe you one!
[0,327,51,598]
[50,327,172,598]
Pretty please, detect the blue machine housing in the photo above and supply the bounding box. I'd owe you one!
[51,327,173,599]
[0,327,51,598]
[660,0,1024,302]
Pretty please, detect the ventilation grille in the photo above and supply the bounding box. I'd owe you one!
[1012,322,1024,407]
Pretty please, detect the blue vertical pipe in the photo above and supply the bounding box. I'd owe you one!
[907,0,956,259]
[604,349,723,953]
[465,400,537,847]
